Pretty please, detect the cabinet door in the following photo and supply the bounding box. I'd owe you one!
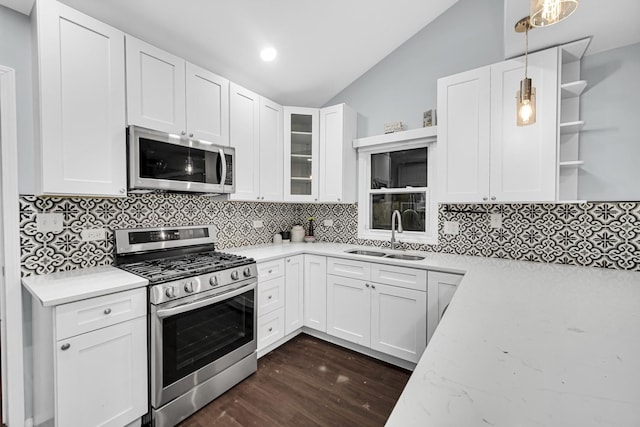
[370,282,427,363]
[326,275,371,346]
[257,276,285,316]
[489,48,558,202]
[284,107,319,202]
[303,254,327,331]
[125,35,186,134]
[229,83,260,201]
[259,97,284,201]
[34,0,126,196]
[319,104,356,203]
[258,309,285,352]
[285,255,304,335]
[427,272,462,343]
[56,316,147,427]
[186,62,229,145]
[437,66,491,203]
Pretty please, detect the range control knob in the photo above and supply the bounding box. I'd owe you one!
[209,275,219,287]
[243,267,252,277]
[184,281,194,293]
[231,270,239,280]
[165,287,176,298]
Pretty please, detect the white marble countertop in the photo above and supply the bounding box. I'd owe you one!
[228,242,640,427]
[22,266,149,307]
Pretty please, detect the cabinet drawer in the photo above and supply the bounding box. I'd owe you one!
[258,276,285,316]
[327,258,371,281]
[257,259,285,281]
[371,264,427,292]
[56,288,146,340]
[257,308,285,350]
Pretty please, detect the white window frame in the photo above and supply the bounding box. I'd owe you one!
[357,139,438,245]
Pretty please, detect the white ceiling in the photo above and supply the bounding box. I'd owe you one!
[1,0,458,106]
[3,0,639,106]
[504,0,640,58]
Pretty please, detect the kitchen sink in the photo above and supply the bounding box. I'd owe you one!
[384,254,426,261]
[345,249,387,257]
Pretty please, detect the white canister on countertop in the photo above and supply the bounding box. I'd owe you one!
[291,225,305,243]
[272,233,282,244]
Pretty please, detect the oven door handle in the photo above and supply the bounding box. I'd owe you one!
[155,281,256,319]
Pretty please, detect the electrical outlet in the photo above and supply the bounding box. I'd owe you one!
[443,221,460,235]
[490,213,503,229]
[36,213,64,233]
[81,228,106,242]
[323,219,334,227]
[252,220,264,229]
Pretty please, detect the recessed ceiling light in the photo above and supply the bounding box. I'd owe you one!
[260,47,277,62]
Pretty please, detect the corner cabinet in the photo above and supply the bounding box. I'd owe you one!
[303,255,327,331]
[229,83,283,201]
[31,0,127,197]
[32,288,147,427]
[437,47,558,203]
[426,271,462,343]
[126,35,229,145]
[284,104,358,203]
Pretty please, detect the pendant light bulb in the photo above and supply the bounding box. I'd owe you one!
[516,21,536,127]
[530,0,579,27]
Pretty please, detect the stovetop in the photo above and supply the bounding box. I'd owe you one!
[117,251,254,284]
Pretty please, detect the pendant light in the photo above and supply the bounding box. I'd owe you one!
[515,17,536,126]
[530,0,579,28]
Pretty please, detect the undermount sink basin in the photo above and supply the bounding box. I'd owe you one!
[384,254,426,261]
[345,249,386,257]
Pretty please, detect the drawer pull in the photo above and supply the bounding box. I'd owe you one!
[268,269,273,273]
[104,308,112,315]
[61,343,70,351]
[371,284,376,289]
[268,295,272,300]
[268,327,273,332]
[365,283,370,288]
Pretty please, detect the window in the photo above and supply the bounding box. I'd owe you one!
[357,140,437,245]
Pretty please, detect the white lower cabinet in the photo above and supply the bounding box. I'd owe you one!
[326,258,427,363]
[427,271,463,343]
[32,287,147,427]
[285,255,304,334]
[256,259,286,352]
[303,255,327,332]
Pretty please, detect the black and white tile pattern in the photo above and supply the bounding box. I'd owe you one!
[19,194,640,276]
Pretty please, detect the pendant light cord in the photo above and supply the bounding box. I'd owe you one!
[525,22,529,78]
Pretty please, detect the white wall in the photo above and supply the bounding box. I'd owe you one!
[0,5,34,195]
[325,0,504,138]
[579,42,640,201]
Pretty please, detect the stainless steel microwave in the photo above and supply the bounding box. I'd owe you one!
[127,126,234,194]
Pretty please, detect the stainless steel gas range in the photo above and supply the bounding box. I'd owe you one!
[114,225,257,427]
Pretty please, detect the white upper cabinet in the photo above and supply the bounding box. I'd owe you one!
[126,36,229,145]
[284,104,357,203]
[186,62,230,144]
[437,47,558,203]
[284,106,320,202]
[32,0,127,197]
[319,104,358,203]
[229,83,283,201]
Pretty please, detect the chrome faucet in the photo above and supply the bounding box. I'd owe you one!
[390,210,403,250]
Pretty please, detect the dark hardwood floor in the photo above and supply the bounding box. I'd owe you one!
[178,334,411,427]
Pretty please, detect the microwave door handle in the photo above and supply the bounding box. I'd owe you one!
[219,148,227,186]
[155,281,256,319]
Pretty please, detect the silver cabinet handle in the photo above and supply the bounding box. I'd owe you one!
[119,188,125,194]
[482,197,488,201]
[257,196,260,200]
[268,295,272,299]
[365,283,370,288]
[181,131,186,136]
[287,259,290,263]
[189,133,194,137]
[491,196,496,201]
[268,327,273,332]
[104,308,111,315]
[61,343,70,351]
[371,284,376,289]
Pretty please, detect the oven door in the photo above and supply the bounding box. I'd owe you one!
[150,280,256,408]
[128,126,234,193]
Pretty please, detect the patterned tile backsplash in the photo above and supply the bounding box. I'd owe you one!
[19,194,640,276]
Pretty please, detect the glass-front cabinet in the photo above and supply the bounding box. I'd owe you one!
[284,107,319,201]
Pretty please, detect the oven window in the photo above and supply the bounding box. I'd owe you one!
[139,138,221,185]
[161,288,254,387]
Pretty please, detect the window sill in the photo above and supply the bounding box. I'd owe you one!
[357,229,438,246]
